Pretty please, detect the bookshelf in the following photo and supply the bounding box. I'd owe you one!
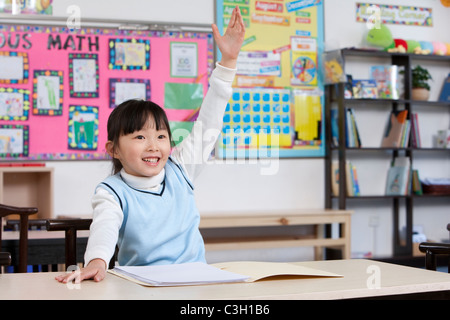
[0,166,54,220]
[324,48,450,258]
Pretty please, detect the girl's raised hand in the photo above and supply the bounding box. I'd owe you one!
[212,6,246,69]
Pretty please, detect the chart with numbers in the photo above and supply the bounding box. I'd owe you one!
[215,0,325,158]
[218,88,292,157]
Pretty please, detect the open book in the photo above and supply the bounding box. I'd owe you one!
[108,261,342,287]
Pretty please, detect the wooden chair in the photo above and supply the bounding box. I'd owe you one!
[419,223,450,273]
[46,219,92,268]
[46,219,117,269]
[0,204,38,273]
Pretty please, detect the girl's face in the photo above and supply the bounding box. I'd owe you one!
[106,118,171,178]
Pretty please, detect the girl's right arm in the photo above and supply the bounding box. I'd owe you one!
[84,187,123,265]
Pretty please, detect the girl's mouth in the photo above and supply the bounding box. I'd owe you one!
[143,157,160,164]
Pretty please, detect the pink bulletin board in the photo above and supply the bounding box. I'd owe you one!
[0,24,214,161]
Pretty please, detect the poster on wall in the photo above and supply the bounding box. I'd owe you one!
[0,24,214,161]
[355,3,433,26]
[0,0,53,15]
[0,124,29,157]
[170,42,198,78]
[215,0,325,158]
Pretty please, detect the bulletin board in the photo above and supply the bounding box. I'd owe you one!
[215,0,325,158]
[0,23,214,161]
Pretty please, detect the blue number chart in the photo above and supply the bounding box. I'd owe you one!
[218,88,292,158]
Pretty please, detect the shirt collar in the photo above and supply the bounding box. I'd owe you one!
[119,168,165,191]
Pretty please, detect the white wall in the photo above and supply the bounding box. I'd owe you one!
[14,0,450,261]
[53,0,215,25]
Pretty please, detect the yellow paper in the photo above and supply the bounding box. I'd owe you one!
[212,261,342,282]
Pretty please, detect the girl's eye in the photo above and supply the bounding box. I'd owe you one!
[158,134,166,139]
[136,135,145,140]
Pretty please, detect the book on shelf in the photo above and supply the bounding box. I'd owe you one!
[349,161,361,196]
[330,108,339,147]
[381,110,408,148]
[331,161,339,196]
[370,65,401,100]
[438,73,450,103]
[330,108,362,148]
[346,108,362,148]
[410,113,421,148]
[385,167,409,196]
[436,130,450,148]
[344,74,353,98]
[352,79,378,99]
[400,118,411,148]
[412,169,423,195]
[331,160,360,197]
[385,156,411,196]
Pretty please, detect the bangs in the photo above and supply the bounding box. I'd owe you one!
[121,101,169,135]
[108,99,171,141]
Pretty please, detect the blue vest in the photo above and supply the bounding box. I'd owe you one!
[99,157,205,266]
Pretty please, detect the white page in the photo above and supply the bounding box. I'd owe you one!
[0,56,24,80]
[112,262,250,286]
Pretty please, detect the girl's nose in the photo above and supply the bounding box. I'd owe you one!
[147,137,159,151]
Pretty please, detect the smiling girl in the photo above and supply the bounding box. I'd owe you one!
[56,6,245,283]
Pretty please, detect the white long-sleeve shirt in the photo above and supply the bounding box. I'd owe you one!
[84,63,236,266]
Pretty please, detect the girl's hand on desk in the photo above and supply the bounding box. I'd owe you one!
[55,258,107,283]
[212,5,246,69]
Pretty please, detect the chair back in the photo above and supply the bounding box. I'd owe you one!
[46,219,92,269]
[0,204,38,272]
[418,223,450,273]
[46,218,117,270]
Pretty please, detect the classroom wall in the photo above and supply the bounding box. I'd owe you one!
[8,0,449,261]
[324,0,450,257]
[52,0,215,25]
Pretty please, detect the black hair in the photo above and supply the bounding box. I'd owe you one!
[107,99,173,174]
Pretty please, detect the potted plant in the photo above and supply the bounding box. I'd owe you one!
[411,65,432,101]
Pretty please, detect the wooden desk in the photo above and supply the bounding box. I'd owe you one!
[1,259,449,300]
[200,210,352,259]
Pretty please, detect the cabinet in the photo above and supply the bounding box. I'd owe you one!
[324,48,450,257]
[0,166,54,220]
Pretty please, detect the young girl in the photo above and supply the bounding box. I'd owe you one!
[56,7,245,283]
